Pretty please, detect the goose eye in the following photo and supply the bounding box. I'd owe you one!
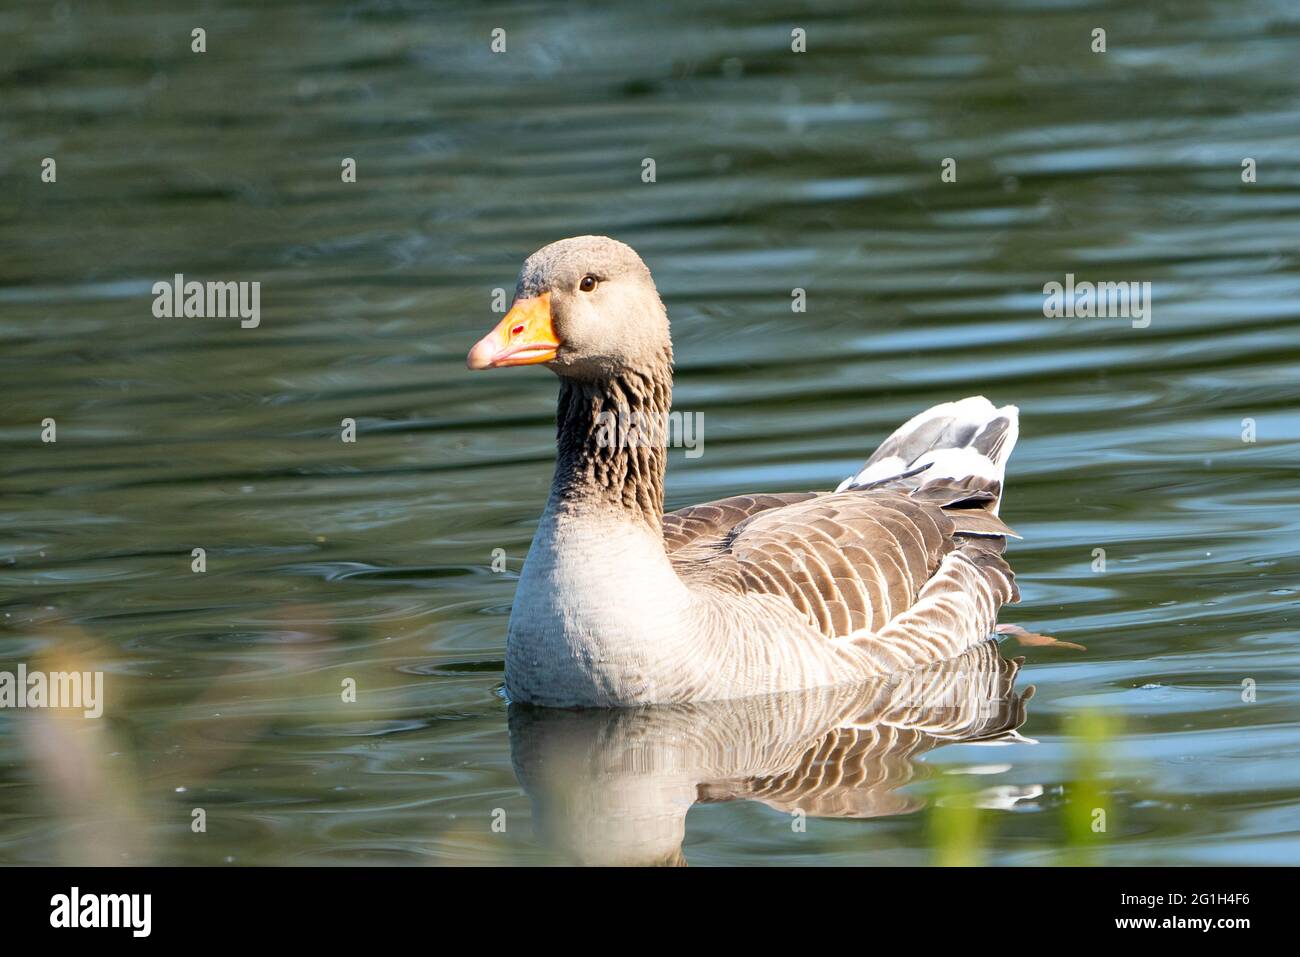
[578,275,598,293]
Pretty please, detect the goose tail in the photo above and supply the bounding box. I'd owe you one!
[836,396,1020,515]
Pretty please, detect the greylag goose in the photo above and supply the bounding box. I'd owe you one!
[510,642,1032,865]
[468,235,1023,708]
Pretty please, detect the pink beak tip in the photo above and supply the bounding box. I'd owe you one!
[466,337,496,370]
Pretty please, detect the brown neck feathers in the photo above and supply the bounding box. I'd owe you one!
[551,353,673,530]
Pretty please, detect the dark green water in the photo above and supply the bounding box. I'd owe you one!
[2,0,1298,865]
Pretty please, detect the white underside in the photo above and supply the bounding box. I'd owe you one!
[505,503,866,707]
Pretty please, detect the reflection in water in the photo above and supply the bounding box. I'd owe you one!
[510,642,1032,865]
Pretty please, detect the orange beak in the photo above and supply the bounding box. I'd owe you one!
[466,293,559,370]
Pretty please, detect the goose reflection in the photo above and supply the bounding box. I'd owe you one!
[509,641,1033,865]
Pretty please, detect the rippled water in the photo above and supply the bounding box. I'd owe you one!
[2,0,1299,865]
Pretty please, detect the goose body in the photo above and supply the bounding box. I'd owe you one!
[468,236,1023,708]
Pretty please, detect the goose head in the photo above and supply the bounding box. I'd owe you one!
[466,235,670,381]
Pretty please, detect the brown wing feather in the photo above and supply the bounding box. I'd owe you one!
[666,489,1018,650]
[663,492,817,560]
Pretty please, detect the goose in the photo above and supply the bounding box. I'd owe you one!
[468,235,1025,708]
